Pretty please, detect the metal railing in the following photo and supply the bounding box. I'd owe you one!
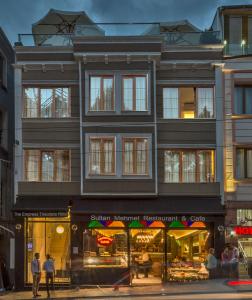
[238,240,249,273]
[17,24,221,47]
[224,43,252,56]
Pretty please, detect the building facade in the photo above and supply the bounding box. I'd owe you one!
[13,6,252,288]
[0,27,15,288]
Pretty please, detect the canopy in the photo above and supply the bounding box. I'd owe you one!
[32,9,104,46]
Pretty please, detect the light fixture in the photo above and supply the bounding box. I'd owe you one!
[56,225,64,234]
[15,224,22,231]
[224,40,227,46]
[230,230,236,237]
[72,224,78,232]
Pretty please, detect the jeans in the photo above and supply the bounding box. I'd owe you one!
[46,272,54,296]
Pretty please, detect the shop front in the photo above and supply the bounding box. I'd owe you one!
[71,211,224,286]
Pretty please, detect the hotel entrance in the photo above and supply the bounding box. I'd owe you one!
[130,228,165,285]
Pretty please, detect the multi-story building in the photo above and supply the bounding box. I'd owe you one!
[212,5,252,274]
[13,7,240,289]
[0,27,14,288]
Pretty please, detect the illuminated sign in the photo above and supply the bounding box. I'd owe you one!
[234,226,252,235]
[97,236,113,246]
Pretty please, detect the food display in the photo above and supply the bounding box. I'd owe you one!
[167,262,209,282]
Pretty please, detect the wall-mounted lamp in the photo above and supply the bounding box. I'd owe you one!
[15,224,22,231]
[224,40,227,46]
[241,40,246,46]
[71,224,78,232]
[56,225,64,234]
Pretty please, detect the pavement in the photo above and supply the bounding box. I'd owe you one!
[0,279,252,300]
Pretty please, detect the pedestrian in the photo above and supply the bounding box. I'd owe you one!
[230,245,239,278]
[43,254,55,299]
[221,247,231,278]
[31,253,41,298]
[205,248,217,279]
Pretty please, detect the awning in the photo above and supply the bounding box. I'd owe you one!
[72,196,224,215]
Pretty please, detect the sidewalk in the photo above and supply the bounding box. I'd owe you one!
[1,279,252,299]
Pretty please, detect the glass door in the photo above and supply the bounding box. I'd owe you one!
[129,228,165,285]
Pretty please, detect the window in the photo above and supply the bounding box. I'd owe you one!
[24,150,70,181]
[123,138,148,175]
[89,137,115,175]
[122,76,147,111]
[23,87,70,118]
[164,150,215,183]
[83,229,128,268]
[236,148,252,179]
[163,87,214,119]
[25,218,70,284]
[0,54,7,88]
[234,87,252,115]
[90,76,114,111]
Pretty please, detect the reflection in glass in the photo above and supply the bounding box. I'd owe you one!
[164,151,180,182]
[83,229,128,268]
[182,152,196,182]
[197,88,214,118]
[41,89,53,117]
[163,88,179,118]
[24,88,39,117]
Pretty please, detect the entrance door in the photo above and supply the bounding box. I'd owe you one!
[129,228,165,285]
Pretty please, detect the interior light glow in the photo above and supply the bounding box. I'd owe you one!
[56,225,64,234]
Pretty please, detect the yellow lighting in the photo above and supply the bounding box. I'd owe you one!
[56,225,64,234]
[183,111,195,119]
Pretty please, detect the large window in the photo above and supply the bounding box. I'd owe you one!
[89,137,115,175]
[123,138,149,175]
[83,229,128,268]
[163,87,214,119]
[89,76,114,111]
[25,218,70,284]
[236,148,252,179]
[122,76,147,111]
[234,86,252,115]
[164,150,215,183]
[24,87,70,118]
[24,150,70,181]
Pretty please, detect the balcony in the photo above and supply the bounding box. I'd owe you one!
[224,43,252,56]
[17,24,220,47]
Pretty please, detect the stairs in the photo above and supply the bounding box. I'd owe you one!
[239,263,249,279]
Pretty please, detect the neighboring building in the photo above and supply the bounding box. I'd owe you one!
[0,27,14,288]
[212,5,252,275]
[17,6,252,289]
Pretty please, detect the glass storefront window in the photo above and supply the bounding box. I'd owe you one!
[25,218,70,284]
[167,229,209,281]
[83,229,128,268]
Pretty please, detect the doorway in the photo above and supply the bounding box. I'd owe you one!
[129,228,165,285]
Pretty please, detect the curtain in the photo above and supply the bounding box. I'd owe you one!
[135,77,147,111]
[164,151,179,182]
[197,88,214,118]
[123,78,133,110]
[182,152,196,182]
[104,140,114,174]
[198,151,213,182]
[90,140,101,174]
[25,150,39,181]
[236,149,245,179]
[41,152,54,181]
[103,78,113,111]
[136,139,148,174]
[90,77,101,111]
[163,88,179,118]
[55,150,69,181]
[124,141,134,174]
[55,88,69,117]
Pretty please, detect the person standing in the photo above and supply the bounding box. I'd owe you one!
[205,248,217,279]
[31,253,41,298]
[43,254,55,299]
[230,245,239,278]
[221,247,231,278]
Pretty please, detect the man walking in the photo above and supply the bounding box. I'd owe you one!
[43,254,55,298]
[31,253,41,298]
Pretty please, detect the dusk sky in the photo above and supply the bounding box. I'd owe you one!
[1,0,252,44]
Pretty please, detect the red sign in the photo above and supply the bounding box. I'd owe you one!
[97,236,113,246]
[234,226,252,235]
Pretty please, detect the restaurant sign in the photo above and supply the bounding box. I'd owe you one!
[14,211,68,218]
[234,226,252,235]
[90,215,207,222]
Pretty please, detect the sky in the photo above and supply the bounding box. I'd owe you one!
[1,0,252,44]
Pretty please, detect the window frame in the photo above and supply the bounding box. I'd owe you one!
[24,149,71,182]
[122,137,149,176]
[163,86,215,119]
[164,149,215,183]
[89,136,116,176]
[89,75,115,112]
[122,75,148,112]
[23,87,71,118]
[235,147,252,180]
[234,86,252,115]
